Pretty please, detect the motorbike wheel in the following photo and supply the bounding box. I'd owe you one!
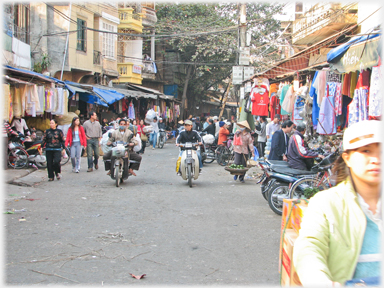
[35,156,47,169]
[288,176,328,199]
[202,147,215,164]
[115,165,120,187]
[60,147,70,166]
[8,148,29,169]
[187,164,193,188]
[267,183,290,215]
[158,136,164,149]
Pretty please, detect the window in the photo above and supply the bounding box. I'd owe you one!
[102,23,116,59]
[14,4,30,44]
[77,19,87,52]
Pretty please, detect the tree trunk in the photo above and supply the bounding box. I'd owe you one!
[180,65,192,119]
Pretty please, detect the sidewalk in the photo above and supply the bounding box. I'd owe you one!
[4,167,47,187]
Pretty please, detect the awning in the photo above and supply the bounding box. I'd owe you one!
[3,65,63,85]
[64,81,109,107]
[327,35,381,73]
[92,87,125,105]
[4,75,34,85]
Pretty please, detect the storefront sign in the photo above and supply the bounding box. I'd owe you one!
[330,37,381,73]
[132,65,142,74]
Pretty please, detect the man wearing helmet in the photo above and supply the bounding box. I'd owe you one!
[287,122,324,170]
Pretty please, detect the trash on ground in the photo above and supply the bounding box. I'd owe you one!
[130,273,146,279]
[25,198,40,201]
[4,211,15,214]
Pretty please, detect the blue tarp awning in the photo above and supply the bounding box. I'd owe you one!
[92,87,125,105]
[64,81,109,107]
[327,33,380,63]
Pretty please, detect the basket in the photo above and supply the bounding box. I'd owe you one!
[224,166,249,175]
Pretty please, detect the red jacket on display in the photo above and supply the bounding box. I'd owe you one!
[251,85,269,116]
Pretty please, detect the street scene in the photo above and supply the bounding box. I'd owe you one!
[5,141,282,285]
[3,1,382,286]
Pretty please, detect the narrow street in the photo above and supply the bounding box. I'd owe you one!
[5,138,282,285]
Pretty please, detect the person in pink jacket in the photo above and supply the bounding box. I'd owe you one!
[65,116,87,173]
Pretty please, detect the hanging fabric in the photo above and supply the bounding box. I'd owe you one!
[250,83,269,116]
[281,85,295,114]
[279,84,290,115]
[3,84,11,122]
[128,102,135,119]
[348,73,369,126]
[368,65,382,118]
[316,82,338,135]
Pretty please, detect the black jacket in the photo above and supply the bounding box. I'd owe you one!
[202,123,215,136]
[268,129,289,161]
[176,129,202,150]
[287,130,319,170]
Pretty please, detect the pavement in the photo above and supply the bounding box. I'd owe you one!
[3,167,46,187]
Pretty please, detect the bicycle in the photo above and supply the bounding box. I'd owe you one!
[288,149,339,200]
[215,135,234,166]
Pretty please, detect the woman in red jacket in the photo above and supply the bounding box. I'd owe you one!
[65,116,87,173]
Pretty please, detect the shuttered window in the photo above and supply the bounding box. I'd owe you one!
[77,19,87,52]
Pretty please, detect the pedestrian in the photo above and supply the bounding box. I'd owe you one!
[145,116,159,150]
[202,118,215,136]
[266,114,281,140]
[195,117,201,131]
[82,111,102,172]
[293,120,381,286]
[218,121,230,146]
[268,120,294,161]
[213,116,220,138]
[41,119,65,181]
[4,119,19,169]
[137,119,147,154]
[10,116,30,136]
[203,117,209,130]
[254,116,267,158]
[287,122,324,170]
[232,120,255,183]
[65,116,87,173]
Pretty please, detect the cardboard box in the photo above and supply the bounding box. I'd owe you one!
[279,199,296,273]
[280,229,302,286]
[291,202,308,235]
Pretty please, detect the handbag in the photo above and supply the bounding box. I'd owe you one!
[140,133,148,142]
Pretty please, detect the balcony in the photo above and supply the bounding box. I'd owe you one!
[292,3,358,45]
[114,63,143,84]
[118,8,143,33]
[141,6,157,27]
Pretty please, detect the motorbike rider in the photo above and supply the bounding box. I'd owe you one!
[103,118,142,176]
[287,122,324,170]
[175,119,203,174]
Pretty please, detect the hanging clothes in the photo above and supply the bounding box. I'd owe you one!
[310,71,320,128]
[312,70,327,106]
[3,84,11,122]
[316,82,338,135]
[128,102,135,119]
[348,73,369,126]
[250,84,269,116]
[12,85,24,118]
[368,65,382,118]
[279,84,290,115]
[269,93,281,120]
[281,85,295,114]
[334,82,342,116]
[349,71,358,97]
[342,72,351,97]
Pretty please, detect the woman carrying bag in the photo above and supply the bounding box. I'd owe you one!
[65,116,87,173]
[232,120,255,183]
[41,119,65,181]
[137,119,147,155]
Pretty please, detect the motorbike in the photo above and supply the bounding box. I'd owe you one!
[105,141,139,187]
[199,131,217,164]
[178,142,200,188]
[8,134,70,169]
[157,129,167,149]
[257,148,336,215]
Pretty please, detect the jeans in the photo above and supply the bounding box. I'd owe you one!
[150,132,158,148]
[179,149,203,169]
[70,141,82,170]
[86,138,100,169]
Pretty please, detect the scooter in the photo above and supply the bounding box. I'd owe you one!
[105,141,139,187]
[199,131,216,164]
[178,142,200,188]
[157,129,167,149]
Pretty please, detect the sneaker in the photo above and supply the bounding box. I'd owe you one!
[152,147,155,150]
[72,168,76,173]
[76,169,79,173]
[177,172,181,176]
[56,173,61,180]
[87,168,93,172]
[199,169,202,175]
[240,179,245,183]
[234,175,238,181]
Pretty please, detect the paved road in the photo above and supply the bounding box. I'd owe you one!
[4,139,282,285]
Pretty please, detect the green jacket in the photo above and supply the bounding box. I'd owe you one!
[292,177,367,286]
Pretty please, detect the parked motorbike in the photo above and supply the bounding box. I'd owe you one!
[105,141,138,187]
[178,142,200,188]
